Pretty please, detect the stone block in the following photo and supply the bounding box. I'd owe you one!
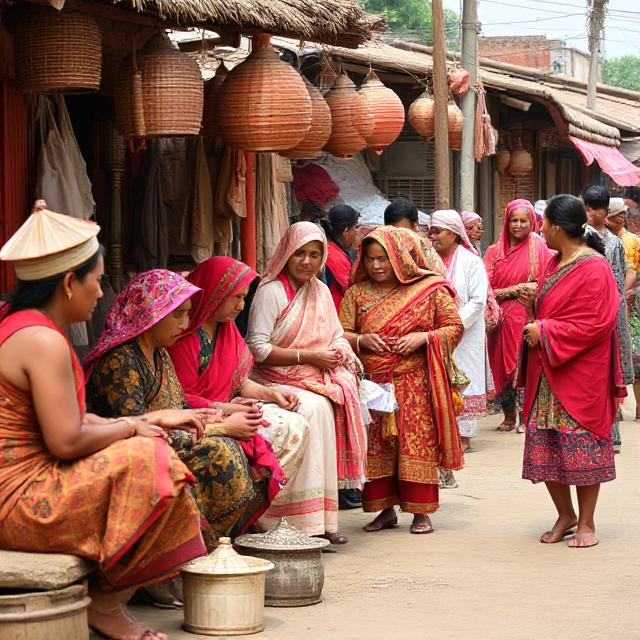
[0,550,94,590]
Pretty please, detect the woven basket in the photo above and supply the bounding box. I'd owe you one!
[323,73,367,158]
[447,101,464,151]
[509,143,533,176]
[216,42,311,152]
[408,91,435,140]
[14,7,101,93]
[496,147,511,175]
[282,78,332,159]
[115,35,203,138]
[359,72,404,152]
[201,63,229,138]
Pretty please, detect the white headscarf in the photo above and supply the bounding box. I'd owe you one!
[430,209,478,255]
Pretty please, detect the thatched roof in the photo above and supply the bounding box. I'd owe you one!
[114,0,386,47]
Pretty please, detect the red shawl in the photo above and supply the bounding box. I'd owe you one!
[167,258,285,513]
[325,241,353,312]
[523,253,625,439]
[484,200,554,394]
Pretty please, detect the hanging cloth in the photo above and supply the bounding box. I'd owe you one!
[35,95,95,220]
[474,85,497,162]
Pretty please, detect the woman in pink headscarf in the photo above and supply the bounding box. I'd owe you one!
[484,199,554,432]
[462,211,486,257]
[246,222,366,544]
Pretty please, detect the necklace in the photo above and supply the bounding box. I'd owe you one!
[557,246,585,269]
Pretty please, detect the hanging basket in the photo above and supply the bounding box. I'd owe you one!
[509,141,533,176]
[408,91,435,140]
[14,7,101,93]
[115,35,203,138]
[201,63,229,139]
[447,101,464,151]
[216,40,311,152]
[359,72,405,152]
[282,78,332,160]
[323,73,368,158]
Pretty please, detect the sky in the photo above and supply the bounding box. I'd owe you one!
[443,0,640,59]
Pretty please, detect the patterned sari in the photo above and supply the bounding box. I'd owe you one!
[84,270,265,537]
[341,227,464,514]
[0,310,205,590]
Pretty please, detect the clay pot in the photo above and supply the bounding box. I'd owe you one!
[408,91,435,139]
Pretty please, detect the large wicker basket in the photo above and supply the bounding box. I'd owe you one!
[13,7,101,94]
[359,72,404,152]
[408,91,435,140]
[115,34,203,138]
[447,101,464,151]
[323,73,367,158]
[216,40,311,152]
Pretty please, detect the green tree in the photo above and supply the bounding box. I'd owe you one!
[603,56,640,92]
[360,0,461,50]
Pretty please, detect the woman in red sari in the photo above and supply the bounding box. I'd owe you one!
[484,199,554,432]
[521,195,621,548]
[0,202,205,640]
[340,226,464,534]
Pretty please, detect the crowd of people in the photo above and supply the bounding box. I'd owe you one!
[0,186,635,639]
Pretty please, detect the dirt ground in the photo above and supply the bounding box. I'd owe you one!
[124,407,640,640]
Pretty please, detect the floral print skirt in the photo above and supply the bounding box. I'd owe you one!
[522,376,615,486]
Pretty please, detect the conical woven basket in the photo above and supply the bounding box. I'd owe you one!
[14,6,101,94]
[359,72,405,152]
[447,101,464,151]
[408,91,435,140]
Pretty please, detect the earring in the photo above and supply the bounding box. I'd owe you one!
[67,292,73,300]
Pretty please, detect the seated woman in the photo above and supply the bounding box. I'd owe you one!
[168,256,309,485]
[246,221,366,544]
[340,226,464,534]
[85,269,284,542]
[0,202,206,640]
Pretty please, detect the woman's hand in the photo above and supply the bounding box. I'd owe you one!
[358,333,389,354]
[303,348,343,370]
[514,282,537,309]
[522,322,540,348]
[221,411,263,441]
[389,332,428,355]
[131,417,169,441]
[144,408,220,441]
[266,388,300,411]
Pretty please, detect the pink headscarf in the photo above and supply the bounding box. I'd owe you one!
[430,209,478,255]
[461,211,482,227]
[84,269,200,380]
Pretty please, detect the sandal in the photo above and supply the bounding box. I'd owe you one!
[363,516,398,532]
[568,532,599,548]
[539,525,577,544]
[496,421,516,432]
[410,517,434,535]
[317,532,349,545]
[516,425,526,434]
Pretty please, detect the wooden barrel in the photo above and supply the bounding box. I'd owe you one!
[0,583,90,640]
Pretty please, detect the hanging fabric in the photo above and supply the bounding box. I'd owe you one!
[475,85,497,162]
[35,95,95,220]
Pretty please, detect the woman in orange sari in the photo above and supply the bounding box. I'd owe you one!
[340,226,464,534]
[0,202,206,640]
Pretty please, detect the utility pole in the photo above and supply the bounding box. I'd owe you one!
[459,0,478,213]
[432,0,450,209]
[587,0,607,111]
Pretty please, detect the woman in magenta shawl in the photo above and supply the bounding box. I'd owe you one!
[484,199,554,432]
[167,257,309,487]
[520,195,622,548]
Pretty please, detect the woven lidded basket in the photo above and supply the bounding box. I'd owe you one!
[323,73,367,158]
[447,101,464,151]
[216,39,311,152]
[13,6,101,93]
[408,91,435,140]
[115,34,203,138]
[359,72,404,152]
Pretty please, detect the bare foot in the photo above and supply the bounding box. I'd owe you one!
[88,589,168,640]
[539,515,578,544]
[410,514,433,534]
[364,506,398,532]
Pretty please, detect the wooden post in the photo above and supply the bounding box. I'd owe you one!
[432,0,450,209]
[241,151,257,270]
[587,0,607,111]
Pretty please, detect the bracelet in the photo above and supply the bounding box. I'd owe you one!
[297,349,301,364]
[205,423,228,437]
[356,335,362,353]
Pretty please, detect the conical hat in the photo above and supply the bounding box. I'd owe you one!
[0,200,100,281]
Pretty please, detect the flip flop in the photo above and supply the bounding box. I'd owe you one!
[568,533,599,548]
[410,519,434,535]
[516,425,526,434]
[539,526,577,544]
[496,421,516,432]
[317,532,349,545]
[363,516,398,532]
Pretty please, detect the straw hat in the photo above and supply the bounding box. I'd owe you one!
[607,197,628,218]
[0,200,100,281]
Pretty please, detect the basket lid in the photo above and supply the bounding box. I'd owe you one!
[181,538,274,576]
[235,519,330,551]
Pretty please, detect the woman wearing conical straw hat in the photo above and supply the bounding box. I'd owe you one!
[0,200,216,640]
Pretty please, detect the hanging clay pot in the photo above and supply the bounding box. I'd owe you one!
[408,91,435,139]
[282,78,332,160]
[323,73,368,158]
[216,37,311,152]
[447,101,464,151]
[496,147,511,175]
[359,72,405,152]
[201,62,229,139]
[509,138,533,176]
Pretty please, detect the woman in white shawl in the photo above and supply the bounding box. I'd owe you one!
[429,210,491,452]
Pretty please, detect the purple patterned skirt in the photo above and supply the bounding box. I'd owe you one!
[522,376,615,486]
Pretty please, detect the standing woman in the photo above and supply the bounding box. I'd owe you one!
[461,211,487,257]
[246,221,366,544]
[429,210,490,452]
[484,199,554,432]
[0,203,205,640]
[317,204,360,313]
[340,226,464,534]
[521,195,621,548]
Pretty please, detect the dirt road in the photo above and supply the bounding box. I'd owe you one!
[130,412,640,640]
